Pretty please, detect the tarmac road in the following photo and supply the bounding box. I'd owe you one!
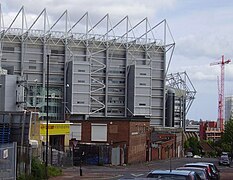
[50,157,233,180]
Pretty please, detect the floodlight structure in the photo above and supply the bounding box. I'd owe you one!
[0,6,175,127]
[166,72,196,127]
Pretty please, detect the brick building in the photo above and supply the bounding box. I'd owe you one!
[199,120,221,141]
[150,128,184,161]
[72,118,150,164]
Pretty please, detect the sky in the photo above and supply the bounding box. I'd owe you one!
[1,0,233,121]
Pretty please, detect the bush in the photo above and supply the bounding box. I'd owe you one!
[31,158,46,179]
[48,165,62,177]
[17,158,62,180]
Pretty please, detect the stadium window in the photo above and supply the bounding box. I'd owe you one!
[78,80,85,83]
[29,66,36,69]
[3,46,14,52]
[77,101,85,104]
[78,69,85,72]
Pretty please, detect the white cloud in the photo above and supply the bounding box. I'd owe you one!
[0,0,232,121]
[0,0,177,26]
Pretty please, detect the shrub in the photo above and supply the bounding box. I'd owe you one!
[17,158,62,180]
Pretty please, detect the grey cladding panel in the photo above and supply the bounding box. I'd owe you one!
[135,87,151,95]
[3,53,21,60]
[152,80,163,87]
[135,107,150,114]
[152,98,163,106]
[152,89,163,95]
[73,106,89,114]
[74,65,90,73]
[73,95,89,104]
[152,70,164,78]
[135,77,150,86]
[135,96,150,104]
[73,84,90,92]
[135,69,151,76]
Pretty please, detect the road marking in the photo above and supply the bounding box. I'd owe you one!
[131,173,144,177]
[107,175,124,179]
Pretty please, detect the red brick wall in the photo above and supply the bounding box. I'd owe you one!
[199,121,206,140]
[79,119,150,164]
[151,139,176,161]
[82,121,91,142]
[127,121,150,164]
[151,147,159,160]
[199,121,218,140]
[108,121,130,147]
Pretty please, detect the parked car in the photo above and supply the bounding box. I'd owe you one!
[185,152,193,158]
[193,155,202,159]
[222,152,229,156]
[184,162,220,180]
[199,162,220,179]
[219,155,230,166]
[146,170,201,180]
[176,167,210,180]
[221,152,232,161]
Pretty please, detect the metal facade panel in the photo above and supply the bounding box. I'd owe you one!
[0,12,174,126]
[111,147,120,166]
[1,75,17,111]
[0,142,17,180]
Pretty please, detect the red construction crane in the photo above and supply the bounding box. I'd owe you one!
[210,55,231,132]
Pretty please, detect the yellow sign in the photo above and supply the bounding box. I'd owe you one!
[40,123,70,135]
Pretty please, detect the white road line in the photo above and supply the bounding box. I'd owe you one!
[131,173,144,177]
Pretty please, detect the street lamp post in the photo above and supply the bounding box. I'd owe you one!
[45,54,50,179]
[34,79,38,113]
[33,79,38,136]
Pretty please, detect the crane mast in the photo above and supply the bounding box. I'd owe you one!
[210,55,231,132]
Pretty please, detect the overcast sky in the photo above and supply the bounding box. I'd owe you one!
[1,0,233,121]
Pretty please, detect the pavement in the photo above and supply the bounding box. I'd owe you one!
[49,158,233,180]
[49,160,177,180]
[49,165,121,180]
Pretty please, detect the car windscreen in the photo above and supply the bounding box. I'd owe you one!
[209,164,219,173]
[177,169,205,179]
[221,156,229,160]
[184,165,211,175]
[147,174,188,180]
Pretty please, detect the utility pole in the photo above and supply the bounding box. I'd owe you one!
[46,55,50,179]
[210,55,231,132]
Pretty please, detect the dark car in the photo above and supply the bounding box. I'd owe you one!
[199,162,220,180]
[146,170,201,180]
[176,167,210,180]
[219,155,231,166]
[184,163,220,180]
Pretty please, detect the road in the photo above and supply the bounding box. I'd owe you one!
[51,157,233,180]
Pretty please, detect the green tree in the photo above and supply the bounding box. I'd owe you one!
[223,119,233,157]
[184,137,200,155]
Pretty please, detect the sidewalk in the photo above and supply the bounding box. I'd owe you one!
[49,160,171,180]
[49,166,121,180]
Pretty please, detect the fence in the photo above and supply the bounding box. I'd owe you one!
[31,144,112,167]
[0,142,17,180]
[73,144,111,166]
[9,143,112,178]
[17,145,32,177]
[31,145,73,167]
